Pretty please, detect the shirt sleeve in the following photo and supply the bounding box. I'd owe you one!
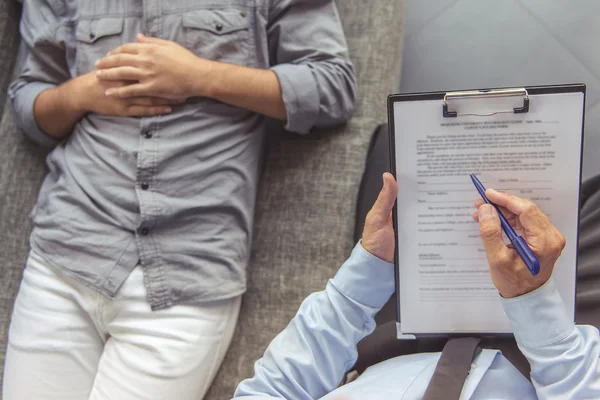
[232,242,395,399]
[8,0,73,147]
[502,278,600,400]
[267,0,358,134]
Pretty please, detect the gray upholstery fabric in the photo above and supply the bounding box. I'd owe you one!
[0,0,405,396]
[0,1,20,112]
[0,106,49,390]
[206,0,405,397]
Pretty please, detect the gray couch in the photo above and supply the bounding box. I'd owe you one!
[0,0,405,398]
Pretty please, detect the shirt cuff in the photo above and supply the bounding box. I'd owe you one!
[11,81,61,148]
[501,278,574,348]
[270,63,319,134]
[331,241,395,309]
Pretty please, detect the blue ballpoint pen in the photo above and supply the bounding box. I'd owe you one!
[470,174,541,276]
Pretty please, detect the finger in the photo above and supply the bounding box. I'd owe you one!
[486,188,551,231]
[106,83,152,98]
[96,67,146,81]
[372,173,398,217]
[107,43,153,56]
[130,97,185,106]
[96,54,143,69]
[472,202,518,228]
[477,204,511,259]
[126,105,172,117]
[473,199,514,218]
[154,97,186,106]
[471,208,518,223]
[170,98,187,104]
[137,33,170,45]
[486,189,536,216]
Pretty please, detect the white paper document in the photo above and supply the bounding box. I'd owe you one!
[393,91,584,335]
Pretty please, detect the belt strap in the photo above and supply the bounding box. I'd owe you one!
[422,337,482,400]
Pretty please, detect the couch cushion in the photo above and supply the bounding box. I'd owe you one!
[0,1,21,113]
[0,104,49,387]
[205,0,406,397]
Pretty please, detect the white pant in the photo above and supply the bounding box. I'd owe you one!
[3,251,241,400]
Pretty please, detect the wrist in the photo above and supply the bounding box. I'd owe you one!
[501,278,574,347]
[194,60,227,98]
[67,73,95,114]
[499,285,534,299]
[497,277,551,299]
[361,239,394,264]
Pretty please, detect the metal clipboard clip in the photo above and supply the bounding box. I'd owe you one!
[442,88,530,118]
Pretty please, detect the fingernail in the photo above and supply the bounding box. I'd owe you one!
[478,204,495,221]
[95,70,102,76]
[382,175,386,187]
[486,188,498,196]
[105,89,115,96]
[95,60,100,67]
[163,107,172,113]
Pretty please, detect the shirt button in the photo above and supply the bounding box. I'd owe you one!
[141,183,149,190]
[215,23,223,32]
[240,11,247,17]
[140,227,150,236]
[89,32,96,40]
[144,131,153,139]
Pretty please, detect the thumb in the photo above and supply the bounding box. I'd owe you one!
[372,173,397,220]
[477,204,508,258]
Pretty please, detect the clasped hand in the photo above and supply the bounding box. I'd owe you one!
[85,34,211,117]
[96,33,213,100]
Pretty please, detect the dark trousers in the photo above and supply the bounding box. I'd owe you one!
[353,124,600,377]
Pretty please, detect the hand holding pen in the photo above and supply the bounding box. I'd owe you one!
[470,176,566,298]
[471,175,541,276]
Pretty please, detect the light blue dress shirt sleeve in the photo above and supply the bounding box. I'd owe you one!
[267,0,357,134]
[234,249,600,399]
[233,242,394,399]
[502,278,600,399]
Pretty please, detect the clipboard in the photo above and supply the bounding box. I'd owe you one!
[387,84,586,339]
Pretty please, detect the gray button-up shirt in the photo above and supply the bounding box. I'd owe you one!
[10,0,356,309]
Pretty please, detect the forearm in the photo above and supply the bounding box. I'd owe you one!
[33,74,90,139]
[525,326,600,399]
[199,62,286,120]
[235,287,375,399]
[502,279,600,399]
[234,243,395,399]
